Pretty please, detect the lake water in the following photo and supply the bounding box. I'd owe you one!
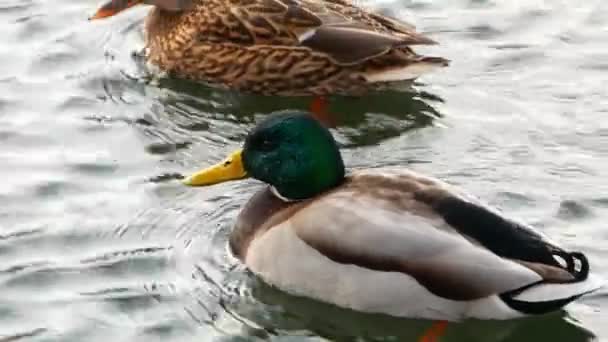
[1,0,607,341]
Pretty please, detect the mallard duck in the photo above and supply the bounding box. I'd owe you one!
[181,111,603,325]
[89,0,448,96]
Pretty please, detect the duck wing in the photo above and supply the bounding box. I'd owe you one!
[223,0,439,64]
[289,169,601,309]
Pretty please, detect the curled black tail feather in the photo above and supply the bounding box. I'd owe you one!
[500,251,593,315]
[570,252,589,281]
[551,250,589,281]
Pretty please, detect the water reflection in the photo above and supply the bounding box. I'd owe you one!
[147,76,444,149]
[1,0,605,341]
[229,276,596,342]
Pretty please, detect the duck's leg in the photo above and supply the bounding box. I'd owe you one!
[418,321,448,342]
[309,96,337,128]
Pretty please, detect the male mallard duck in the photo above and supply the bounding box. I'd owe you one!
[89,0,448,96]
[182,111,602,325]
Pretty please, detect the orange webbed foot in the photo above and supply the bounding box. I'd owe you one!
[309,96,338,128]
[418,321,449,342]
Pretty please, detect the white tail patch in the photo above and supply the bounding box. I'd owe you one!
[512,273,605,303]
[364,63,442,83]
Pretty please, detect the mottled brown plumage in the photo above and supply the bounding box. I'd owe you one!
[92,0,449,95]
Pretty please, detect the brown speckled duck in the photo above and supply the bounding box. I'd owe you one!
[90,0,448,96]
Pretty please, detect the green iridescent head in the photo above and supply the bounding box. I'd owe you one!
[183,111,345,200]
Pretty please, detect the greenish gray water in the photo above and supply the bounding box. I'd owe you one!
[1,0,607,341]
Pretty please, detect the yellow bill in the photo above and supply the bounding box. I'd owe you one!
[182,149,248,186]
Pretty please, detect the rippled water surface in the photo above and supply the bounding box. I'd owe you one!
[1,0,607,340]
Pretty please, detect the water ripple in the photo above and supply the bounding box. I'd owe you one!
[0,0,606,341]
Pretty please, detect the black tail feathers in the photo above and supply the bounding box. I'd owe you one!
[551,250,589,282]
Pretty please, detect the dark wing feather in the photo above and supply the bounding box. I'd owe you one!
[230,0,437,63]
[415,190,589,282]
[299,25,408,64]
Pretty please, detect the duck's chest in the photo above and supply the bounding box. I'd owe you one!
[228,187,304,261]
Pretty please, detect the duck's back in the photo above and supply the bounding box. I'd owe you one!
[240,168,601,320]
